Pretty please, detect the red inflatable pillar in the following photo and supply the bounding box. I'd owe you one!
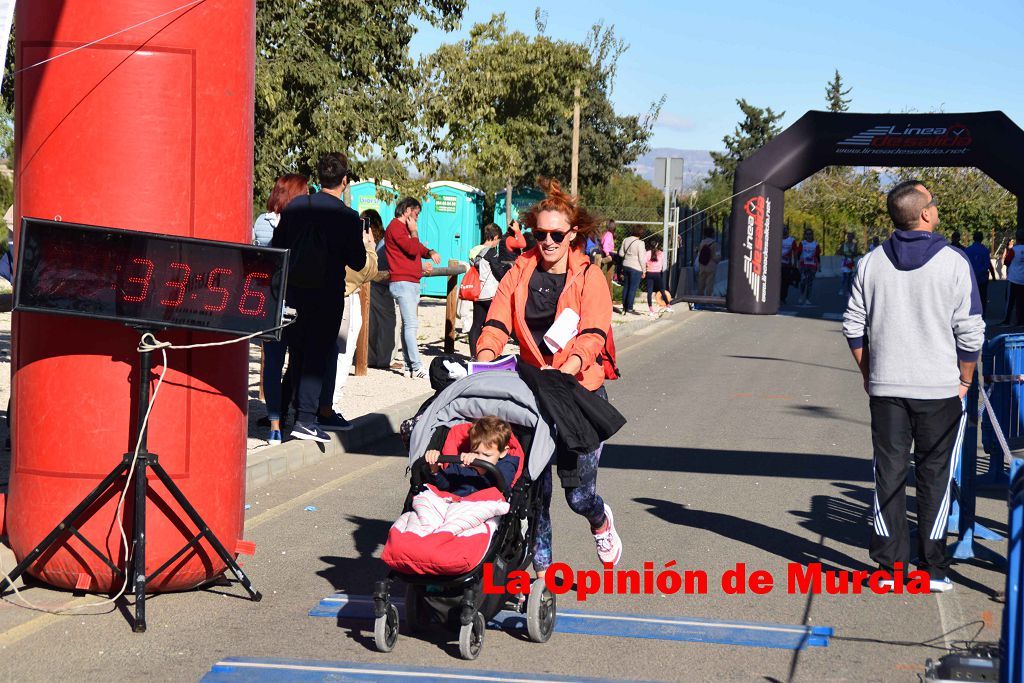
[3,0,256,591]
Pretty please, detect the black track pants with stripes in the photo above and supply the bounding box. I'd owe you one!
[868,395,965,580]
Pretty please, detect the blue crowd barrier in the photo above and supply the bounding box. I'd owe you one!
[981,334,1024,486]
[1002,458,1024,683]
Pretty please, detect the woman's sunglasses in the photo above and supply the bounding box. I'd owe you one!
[534,229,572,244]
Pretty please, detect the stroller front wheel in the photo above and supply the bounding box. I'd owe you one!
[526,578,556,643]
[458,611,486,660]
[373,602,400,652]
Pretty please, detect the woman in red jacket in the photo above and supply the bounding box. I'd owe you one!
[476,178,622,573]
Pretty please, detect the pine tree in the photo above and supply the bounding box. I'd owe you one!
[709,99,785,181]
[825,70,852,112]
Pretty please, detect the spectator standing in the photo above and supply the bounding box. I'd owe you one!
[385,197,441,378]
[837,231,861,299]
[964,230,996,318]
[644,240,673,315]
[256,174,310,444]
[694,226,720,296]
[780,226,797,304]
[950,230,966,252]
[323,210,381,421]
[794,228,821,305]
[868,236,881,252]
[367,211,398,368]
[618,225,647,314]
[1001,228,1024,326]
[468,223,505,356]
[252,174,308,247]
[843,180,984,593]
[497,219,527,276]
[271,153,366,442]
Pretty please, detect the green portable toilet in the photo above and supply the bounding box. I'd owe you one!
[347,179,398,225]
[419,181,485,297]
[493,186,545,225]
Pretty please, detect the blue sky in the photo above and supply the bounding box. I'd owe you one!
[411,0,1024,151]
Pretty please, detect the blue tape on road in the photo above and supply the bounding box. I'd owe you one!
[310,593,832,650]
[201,657,651,683]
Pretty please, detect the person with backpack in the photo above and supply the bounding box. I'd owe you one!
[271,153,367,442]
[618,225,647,314]
[794,228,822,306]
[467,223,506,356]
[695,226,720,296]
[476,177,623,573]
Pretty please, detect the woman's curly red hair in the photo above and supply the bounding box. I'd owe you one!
[519,177,601,246]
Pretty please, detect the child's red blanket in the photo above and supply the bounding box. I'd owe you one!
[381,484,510,576]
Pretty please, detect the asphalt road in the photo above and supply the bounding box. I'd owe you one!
[0,281,1009,682]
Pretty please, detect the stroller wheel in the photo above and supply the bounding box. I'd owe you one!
[457,612,485,660]
[526,578,556,643]
[405,585,428,632]
[373,602,400,653]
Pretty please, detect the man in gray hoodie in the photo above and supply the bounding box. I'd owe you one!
[843,180,985,593]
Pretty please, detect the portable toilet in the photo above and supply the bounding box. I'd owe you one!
[347,179,398,225]
[419,181,485,297]
[493,186,545,225]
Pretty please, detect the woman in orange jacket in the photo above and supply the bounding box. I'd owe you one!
[476,178,622,574]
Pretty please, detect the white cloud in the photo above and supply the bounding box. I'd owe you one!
[654,111,696,132]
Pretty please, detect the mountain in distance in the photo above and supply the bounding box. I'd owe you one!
[632,148,715,190]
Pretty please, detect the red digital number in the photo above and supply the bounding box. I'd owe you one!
[122,257,155,302]
[239,272,269,317]
[203,268,232,312]
[160,262,191,307]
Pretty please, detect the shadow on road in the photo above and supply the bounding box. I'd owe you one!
[635,496,870,572]
[602,443,871,482]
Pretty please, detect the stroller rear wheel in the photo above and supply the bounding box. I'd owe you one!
[405,585,429,632]
[458,612,486,660]
[526,578,556,643]
[373,602,400,652]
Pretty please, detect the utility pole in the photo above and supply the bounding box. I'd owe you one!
[570,84,581,197]
[655,157,683,296]
[505,181,513,226]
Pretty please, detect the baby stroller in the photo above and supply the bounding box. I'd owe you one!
[372,371,558,659]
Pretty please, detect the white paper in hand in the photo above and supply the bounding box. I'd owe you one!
[544,308,580,354]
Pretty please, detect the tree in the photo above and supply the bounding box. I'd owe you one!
[582,171,663,223]
[254,0,466,203]
[825,70,852,113]
[708,99,785,182]
[416,15,660,198]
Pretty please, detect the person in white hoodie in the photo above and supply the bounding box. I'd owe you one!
[843,180,985,593]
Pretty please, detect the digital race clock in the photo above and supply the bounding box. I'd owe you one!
[14,218,289,338]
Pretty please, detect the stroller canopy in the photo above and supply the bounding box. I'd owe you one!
[408,371,556,482]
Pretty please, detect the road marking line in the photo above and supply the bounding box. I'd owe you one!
[246,458,395,530]
[207,659,628,683]
[0,596,95,648]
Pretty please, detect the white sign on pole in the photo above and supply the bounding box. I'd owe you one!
[0,1,14,95]
[654,157,684,190]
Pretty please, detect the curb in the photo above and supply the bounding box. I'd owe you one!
[244,310,686,490]
[245,391,431,490]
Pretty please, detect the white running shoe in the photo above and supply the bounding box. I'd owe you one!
[930,577,954,593]
[594,504,622,566]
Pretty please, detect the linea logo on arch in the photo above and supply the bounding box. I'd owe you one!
[836,123,972,154]
[742,195,771,303]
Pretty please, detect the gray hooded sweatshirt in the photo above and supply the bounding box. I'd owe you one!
[842,229,985,399]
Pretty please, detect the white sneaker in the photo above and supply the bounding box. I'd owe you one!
[876,578,895,592]
[594,504,622,566]
[930,577,953,593]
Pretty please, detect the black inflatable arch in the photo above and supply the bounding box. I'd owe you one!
[726,110,1024,314]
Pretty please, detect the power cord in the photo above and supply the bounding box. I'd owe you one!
[1,316,294,615]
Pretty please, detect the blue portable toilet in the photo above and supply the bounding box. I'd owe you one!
[347,179,398,225]
[493,186,545,225]
[419,181,485,297]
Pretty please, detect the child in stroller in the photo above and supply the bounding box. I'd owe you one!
[424,416,520,497]
[373,372,558,659]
